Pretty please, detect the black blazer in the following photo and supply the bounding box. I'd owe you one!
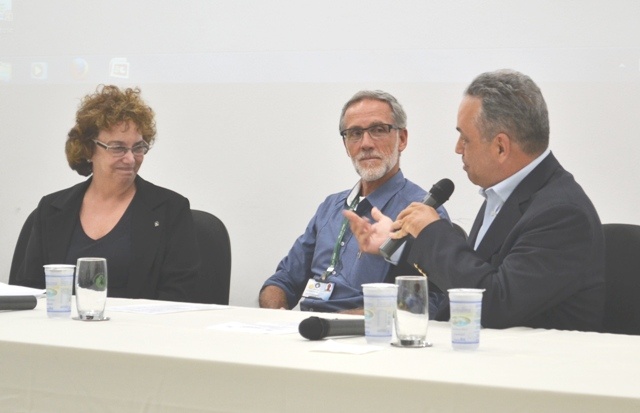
[14,175,200,302]
[408,153,605,331]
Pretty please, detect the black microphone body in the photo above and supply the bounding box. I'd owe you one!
[0,295,38,311]
[379,178,455,261]
[298,316,365,340]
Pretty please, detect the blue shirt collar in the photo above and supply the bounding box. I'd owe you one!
[346,170,407,209]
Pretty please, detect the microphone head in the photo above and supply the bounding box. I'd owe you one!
[428,178,455,205]
[298,316,329,340]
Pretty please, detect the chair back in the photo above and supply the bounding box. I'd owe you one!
[9,209,37,285]
[191,209,231,305]
[602,223,640,335]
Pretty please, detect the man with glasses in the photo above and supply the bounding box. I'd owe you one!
[259,90,449,314]
[12,85,200,303]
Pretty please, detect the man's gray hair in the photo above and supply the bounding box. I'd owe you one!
[339,90,407,132]
[465,69,549,155]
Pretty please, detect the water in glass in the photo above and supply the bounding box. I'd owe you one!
[395,275,429,346]
[75,257,108,320]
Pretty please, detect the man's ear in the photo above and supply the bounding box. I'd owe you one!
[398,128,408,153]
[494,132,511,158]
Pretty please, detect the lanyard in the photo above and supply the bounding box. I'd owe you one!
[320,196,360,281]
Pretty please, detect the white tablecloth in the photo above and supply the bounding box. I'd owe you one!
[1,297,638,413]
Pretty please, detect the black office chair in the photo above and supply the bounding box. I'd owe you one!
[9,209,37,285]
[191,209,231,305]
[602,223,640,335]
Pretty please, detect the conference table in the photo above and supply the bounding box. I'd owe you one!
[1,298,639,413]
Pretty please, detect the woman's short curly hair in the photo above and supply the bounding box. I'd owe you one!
[65,85,157,176]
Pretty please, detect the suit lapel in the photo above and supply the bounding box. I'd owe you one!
[45,180,89,263]
[475,198,524,259]
[474,153,562,260]
[127,176,164,298]
[468,202,486,248]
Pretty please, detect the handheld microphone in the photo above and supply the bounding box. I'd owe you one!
[379,178,455,261]
[298,316,365,340]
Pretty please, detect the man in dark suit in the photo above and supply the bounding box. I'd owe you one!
[345,69,605,332]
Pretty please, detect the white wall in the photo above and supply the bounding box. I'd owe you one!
[1,1,639,307]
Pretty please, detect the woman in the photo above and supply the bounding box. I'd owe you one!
[14,85,199,302]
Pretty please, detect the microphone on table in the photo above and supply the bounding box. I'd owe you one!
[379,178,455,261]
[0,295,38,311]
[298,316,365,340]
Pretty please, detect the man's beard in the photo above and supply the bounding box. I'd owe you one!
[352,138,400,182]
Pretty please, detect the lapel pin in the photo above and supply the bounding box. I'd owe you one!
[154,221,160,227]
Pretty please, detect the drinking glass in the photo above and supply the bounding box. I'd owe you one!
[75,257,108,321]
[393,275,431,347]
[43,264,75,318]
[362,283,398,344]
[448,288,485,350]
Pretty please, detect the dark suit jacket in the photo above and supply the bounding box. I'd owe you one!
[408,153,605,331]
[14,175,200,302]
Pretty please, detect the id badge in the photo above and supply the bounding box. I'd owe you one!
[302,278,335,301]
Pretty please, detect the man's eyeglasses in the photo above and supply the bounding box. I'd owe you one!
[93,140,150,157]
[340,123,399,143]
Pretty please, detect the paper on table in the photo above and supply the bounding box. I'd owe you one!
[0,282,46,298]
[109,302,227,315]
[311,340,385,355]
[207,321,299,335]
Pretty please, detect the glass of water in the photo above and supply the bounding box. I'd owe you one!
[393,275,431,347]
[75,257,108,321]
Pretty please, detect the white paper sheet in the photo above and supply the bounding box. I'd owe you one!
[207,321,299,335]
[109,302,227,315]
[0,282,46,297]
[310,339,386,354]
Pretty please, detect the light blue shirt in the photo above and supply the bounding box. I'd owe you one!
[475,149,551,249]
[262,170,449,312]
